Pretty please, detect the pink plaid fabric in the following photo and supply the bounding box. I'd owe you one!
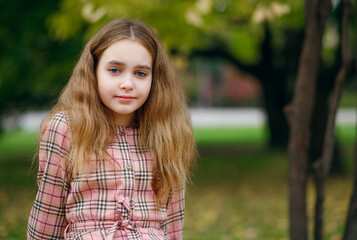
[28,112,185,240]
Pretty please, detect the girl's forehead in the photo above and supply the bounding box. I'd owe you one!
[108,38,150,52]
[100,39,153,66]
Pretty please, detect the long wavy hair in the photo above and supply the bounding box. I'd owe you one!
[41,18,197,204]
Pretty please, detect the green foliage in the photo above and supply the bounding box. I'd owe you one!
[272,0,305,29]
[47,0,301,62]
[0,0,85,131]
[227,27,262,64]
[340,90,357,108]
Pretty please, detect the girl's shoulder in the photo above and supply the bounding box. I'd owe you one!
[38,111,72,176]
[42,111,71,136]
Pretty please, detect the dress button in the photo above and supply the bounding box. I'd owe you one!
[119,131,126,136]
[126,164,132,170]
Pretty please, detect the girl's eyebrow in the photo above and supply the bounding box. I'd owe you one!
[136,64,152,71]
[107,60,151,71]
[107,60,125,67]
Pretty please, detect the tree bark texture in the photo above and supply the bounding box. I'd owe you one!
[287,1,331,239]
[343,2,357,239]
[314,1,352,239]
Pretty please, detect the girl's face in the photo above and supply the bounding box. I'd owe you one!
[96,39,153,127]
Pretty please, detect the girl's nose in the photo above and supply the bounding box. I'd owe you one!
[120,74,134,90]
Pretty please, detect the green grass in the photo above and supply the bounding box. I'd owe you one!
[0,126,355,239]
[195,125,355,145]
[194,126,268,145]
[0,130,39,239]
[336,125,356,144]
[0,129,38,158]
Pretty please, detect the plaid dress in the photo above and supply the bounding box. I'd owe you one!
[27,112,185,240]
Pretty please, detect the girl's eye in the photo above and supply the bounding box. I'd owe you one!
[136,71,147,77]
[109,68,120,74]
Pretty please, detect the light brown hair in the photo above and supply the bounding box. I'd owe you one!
[41,18,197,204]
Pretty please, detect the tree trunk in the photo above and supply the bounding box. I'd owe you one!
[287,1,331,239]
[343,2,357,239]
[313,0,352,239]
[262,78,289,148]
[259,23,290,149]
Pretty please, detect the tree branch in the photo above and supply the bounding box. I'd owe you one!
[312,2,350,239]
[320,0,352,178]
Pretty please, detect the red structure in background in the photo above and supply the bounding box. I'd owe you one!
[187,57,262,107]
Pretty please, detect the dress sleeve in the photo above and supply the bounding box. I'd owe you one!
[27,113,71,240]
[162,185,185,240]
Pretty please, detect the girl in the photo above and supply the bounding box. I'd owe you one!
[27,18,196,240]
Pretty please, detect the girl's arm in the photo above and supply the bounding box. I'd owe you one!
[27,113,70,240]
[162,185,185,240]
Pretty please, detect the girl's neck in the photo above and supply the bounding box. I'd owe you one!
[114,113,135,127]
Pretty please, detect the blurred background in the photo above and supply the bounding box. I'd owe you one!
[0,0,356,239]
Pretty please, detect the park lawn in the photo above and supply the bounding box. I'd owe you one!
[0,125,355,239]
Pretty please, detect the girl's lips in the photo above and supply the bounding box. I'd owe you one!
[116,95,135,102]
